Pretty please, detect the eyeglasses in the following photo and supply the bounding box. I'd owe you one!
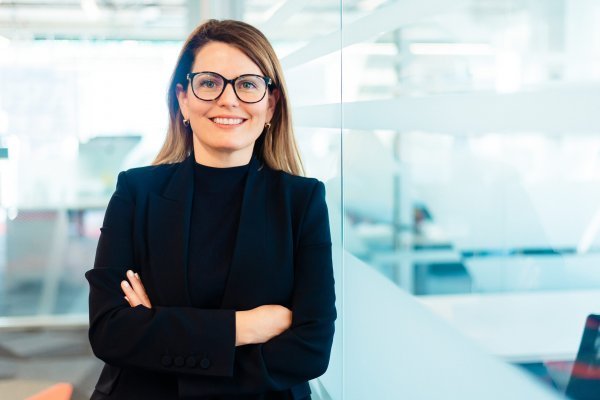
[186,71,274,104]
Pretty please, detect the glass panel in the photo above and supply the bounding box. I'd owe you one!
[341,0,598,398]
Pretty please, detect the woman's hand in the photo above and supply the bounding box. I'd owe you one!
[119,270,289,343]
[235,305,292,346]
[121,270,152,309]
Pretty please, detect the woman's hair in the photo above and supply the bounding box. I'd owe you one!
[153,19,304,176]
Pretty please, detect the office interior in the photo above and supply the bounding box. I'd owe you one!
[1,0,599,399]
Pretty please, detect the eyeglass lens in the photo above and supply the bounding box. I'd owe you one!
[190,73,267,103]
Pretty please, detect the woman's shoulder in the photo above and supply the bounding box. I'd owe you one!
[267,167,321,192]
[117,162,181,192]
[123,162,179,178]
[265,168,327,209]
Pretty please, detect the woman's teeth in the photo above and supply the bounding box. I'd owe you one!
[212,117,244,125]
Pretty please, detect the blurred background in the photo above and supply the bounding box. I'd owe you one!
[1,0,600,399]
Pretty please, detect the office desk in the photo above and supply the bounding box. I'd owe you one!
[417,289,600,363]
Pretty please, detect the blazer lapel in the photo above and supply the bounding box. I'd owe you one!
[148,154,194,306]
[220,155,268,309]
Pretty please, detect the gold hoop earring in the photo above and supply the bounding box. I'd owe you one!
[183,118,190,127]
[265,122,271,129]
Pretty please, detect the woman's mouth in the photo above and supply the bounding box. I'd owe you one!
[210,117,246,126]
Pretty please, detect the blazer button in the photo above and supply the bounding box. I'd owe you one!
[200,357,211,369]
[185,356,197,368]
[174,356,185,367]
[161,355,173,367]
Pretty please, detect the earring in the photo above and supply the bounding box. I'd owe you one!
[183,118,190,127]
[265,122,271,129]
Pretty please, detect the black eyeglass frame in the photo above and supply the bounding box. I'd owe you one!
[186,71,275,104]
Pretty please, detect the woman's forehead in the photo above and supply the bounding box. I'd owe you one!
[192,42,263,77]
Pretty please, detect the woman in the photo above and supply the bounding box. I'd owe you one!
[85,19,336,400]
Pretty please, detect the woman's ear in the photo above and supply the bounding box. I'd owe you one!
[175,83,189,119]
[266,88,280,122]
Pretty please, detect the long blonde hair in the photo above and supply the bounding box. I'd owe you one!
[153,19,304,176]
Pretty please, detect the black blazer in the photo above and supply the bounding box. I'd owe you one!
[85,154,336,400]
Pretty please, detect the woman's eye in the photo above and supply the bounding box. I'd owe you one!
[199,80,216,88]
[240,81,257,90]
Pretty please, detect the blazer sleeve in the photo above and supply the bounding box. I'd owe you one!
[85,171,237,377]
[178,180,337,397]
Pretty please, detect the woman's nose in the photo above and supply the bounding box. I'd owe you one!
[216,83,239,106]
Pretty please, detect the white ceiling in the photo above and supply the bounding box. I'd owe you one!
[0,0,359,41]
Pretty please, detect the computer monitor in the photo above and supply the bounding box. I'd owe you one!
[566,314,600,400]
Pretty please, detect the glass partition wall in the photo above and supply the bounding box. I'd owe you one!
[1,0,599,398]
[341,0,600,399]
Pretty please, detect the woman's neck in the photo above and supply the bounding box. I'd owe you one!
[192,143,253,168]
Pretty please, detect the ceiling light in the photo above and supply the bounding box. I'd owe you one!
[81,0,100,19]
[140,5,161,22]
[409,43,493,56]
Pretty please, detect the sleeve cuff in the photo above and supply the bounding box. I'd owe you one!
[157,308,236,377]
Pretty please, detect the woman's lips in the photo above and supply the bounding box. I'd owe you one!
[210,117,246,126]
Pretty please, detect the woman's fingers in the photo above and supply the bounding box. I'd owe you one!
[121,279,142,307]
[126,270,152,308]
[120,270,152,309]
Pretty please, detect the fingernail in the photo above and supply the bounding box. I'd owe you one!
[127,270,133,278]
[134,273,140,279]
[124,296,129,302]
[122,280,129,288]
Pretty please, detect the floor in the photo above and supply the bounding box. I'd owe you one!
[0,327,103,400]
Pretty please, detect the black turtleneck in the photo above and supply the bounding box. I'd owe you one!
[187,160,250,308]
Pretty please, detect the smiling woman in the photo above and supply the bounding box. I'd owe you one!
[154,19,303,174]
[85,19,336,400]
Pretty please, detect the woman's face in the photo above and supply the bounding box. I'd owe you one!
[176,41,278,166]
